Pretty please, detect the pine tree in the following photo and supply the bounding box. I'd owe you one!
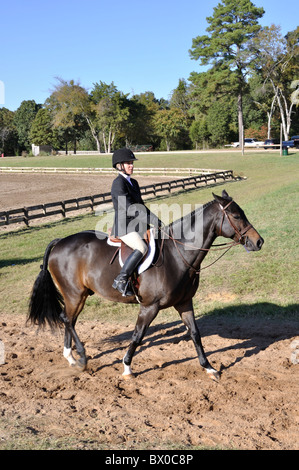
[29,108,53,146]
[189,0,264,145]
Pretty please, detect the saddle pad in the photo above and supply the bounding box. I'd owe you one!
[107,228,156,274]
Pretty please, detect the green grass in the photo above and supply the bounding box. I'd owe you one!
[0,150,298,322]
[0,153,113,168]
[0,147,295,170]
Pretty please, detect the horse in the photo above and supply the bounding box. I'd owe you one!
[28,190,264,381]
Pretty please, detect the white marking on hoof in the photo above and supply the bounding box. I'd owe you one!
[206,367,220,381]
[63,347,77,366]
[122,360,134,379]
[122,372,135,380]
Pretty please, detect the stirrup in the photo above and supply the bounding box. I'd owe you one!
[112,277,134,297]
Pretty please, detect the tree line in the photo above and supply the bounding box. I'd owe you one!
[1,0,298,156]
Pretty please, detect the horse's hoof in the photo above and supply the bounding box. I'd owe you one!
[122,373,135,380]
[206,368,220,382]
[73,359,87,371]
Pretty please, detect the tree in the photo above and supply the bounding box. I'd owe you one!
[170,79,191,116]
[189,65,239,146]
[154,108,188,151]
[251,25,299,139]
[189,0,264,145]
[189,65,238,117]
[207,99,237,146]
[291,80,299,106]
[129,92,163,148]
[0,107,18,155]
[247,71,280,138]
[121,98,152,147]
[13,100,41,152]
[90,82,130,153]
[47,78,92,153]
[29,108,53,146]
[169,79,192,149]
[189,118,209,149]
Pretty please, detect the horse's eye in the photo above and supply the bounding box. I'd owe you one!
[233,214,240,220]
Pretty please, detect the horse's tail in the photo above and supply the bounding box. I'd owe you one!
[28,239,64,330]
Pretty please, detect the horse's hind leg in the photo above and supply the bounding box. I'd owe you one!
[60,293,88,370]
[122,304,159,379]
[63,320,77,366]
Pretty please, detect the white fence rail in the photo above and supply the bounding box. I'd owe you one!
[0,167,225,176]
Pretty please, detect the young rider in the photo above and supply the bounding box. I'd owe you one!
[111,147,161,296]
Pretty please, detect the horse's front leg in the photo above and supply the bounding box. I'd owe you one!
[175,301,219,381]
[122,303,159,379]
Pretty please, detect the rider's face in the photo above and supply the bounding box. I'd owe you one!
[123,161,134,175]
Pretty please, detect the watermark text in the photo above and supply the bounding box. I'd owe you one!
[95,201,204,249]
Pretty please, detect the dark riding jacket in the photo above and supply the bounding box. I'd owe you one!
[111,174,159,237]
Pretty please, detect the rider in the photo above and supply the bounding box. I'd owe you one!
[111,147,161,296]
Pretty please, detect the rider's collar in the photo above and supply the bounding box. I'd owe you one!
[119,171,132,185]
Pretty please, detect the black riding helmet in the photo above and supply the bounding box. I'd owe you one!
[112,148,138,168]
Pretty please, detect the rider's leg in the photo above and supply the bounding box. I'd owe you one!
[112,232,147,297]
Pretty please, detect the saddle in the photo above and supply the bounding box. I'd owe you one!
[107,228,156,275]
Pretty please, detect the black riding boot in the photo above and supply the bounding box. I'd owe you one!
[112,249,144,296]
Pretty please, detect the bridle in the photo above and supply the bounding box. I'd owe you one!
[218,200,253,244]
[161,199,253,274]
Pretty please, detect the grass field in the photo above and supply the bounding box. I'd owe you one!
[0,149,298,321]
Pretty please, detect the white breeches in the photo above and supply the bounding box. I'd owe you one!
[119,231,147,256]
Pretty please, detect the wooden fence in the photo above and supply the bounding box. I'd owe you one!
[0,166,224,176]
[0,170,234,227]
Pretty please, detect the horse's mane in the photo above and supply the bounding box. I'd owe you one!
[166,199,215,230]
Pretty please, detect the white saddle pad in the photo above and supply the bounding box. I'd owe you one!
[107,228,156,274]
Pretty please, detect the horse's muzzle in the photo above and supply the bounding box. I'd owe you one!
[245,235,264,251]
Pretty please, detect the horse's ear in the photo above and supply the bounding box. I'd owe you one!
[213,193,222,206]
[222,190,230,199]
[213,191,232,206]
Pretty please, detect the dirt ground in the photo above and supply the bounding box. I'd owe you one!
[0,172,299,450]
[0,173,177,212]
[0,312,298,450]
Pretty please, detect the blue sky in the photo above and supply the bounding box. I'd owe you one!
[1,0,298,111]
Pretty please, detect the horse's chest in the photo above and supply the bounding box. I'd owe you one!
[161,270,199,305]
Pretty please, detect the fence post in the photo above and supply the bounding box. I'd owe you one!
[24,207,29,226]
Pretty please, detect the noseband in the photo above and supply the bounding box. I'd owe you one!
[218,200,252,243]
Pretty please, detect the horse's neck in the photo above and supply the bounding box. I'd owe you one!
[167,201,217,269]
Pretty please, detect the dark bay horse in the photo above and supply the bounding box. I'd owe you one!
[28,190,264,380]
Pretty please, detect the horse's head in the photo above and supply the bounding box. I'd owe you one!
[213,190,264,251]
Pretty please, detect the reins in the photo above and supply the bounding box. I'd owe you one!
[160,199,252,274]
[166,226,237,274]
